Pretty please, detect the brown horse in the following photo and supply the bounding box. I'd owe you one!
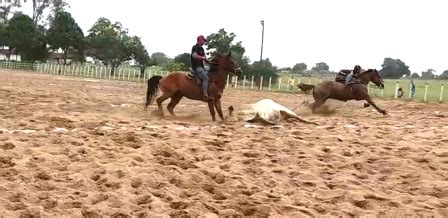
[297,69,387,115]
[145,52,242,121]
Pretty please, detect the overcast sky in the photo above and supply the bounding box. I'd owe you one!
[18,0,447,74]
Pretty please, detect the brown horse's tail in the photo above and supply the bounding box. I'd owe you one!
[145,76,163,108]
[297,83,315,94]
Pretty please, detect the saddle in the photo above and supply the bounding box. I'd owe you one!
[186,68,201,85]
[186,68,215,86]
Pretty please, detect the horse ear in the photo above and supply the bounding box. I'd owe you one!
[227,52,232,58]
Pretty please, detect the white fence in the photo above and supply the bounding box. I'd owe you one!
[0,61,446,103]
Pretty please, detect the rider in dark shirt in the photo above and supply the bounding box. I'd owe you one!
[191,35,212,101]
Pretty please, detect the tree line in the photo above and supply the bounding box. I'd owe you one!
[1,1,447,80]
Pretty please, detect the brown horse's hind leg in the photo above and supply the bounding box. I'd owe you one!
[156,92,173,117]
[167,92,183,116]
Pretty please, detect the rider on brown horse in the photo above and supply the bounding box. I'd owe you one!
[345,65,363,86]
[191,35,213,101]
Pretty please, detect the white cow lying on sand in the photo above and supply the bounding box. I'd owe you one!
[225,99,317,125]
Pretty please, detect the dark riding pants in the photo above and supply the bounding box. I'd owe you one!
[194,66,209,97]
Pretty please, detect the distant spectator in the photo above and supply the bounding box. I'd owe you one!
[409,79,416,97]
[288,76,295,90]
[397,87,404,98]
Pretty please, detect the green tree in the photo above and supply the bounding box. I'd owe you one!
[380,57,410,79]
[150,52,169,67]
[0,0,23,23]
[130,36,151,76]
[163,60,185,72]
[411,72,420,79]
[421,69,436,79]
[31,0,51,25]
[292,62,307,74]
[439,70,448,80]
[311,62,329,72]
[47,0,69,24]
[246,58,278,85]
[205,28,250,70]
[7,13,47,61]
[0,24,7,47]
[174,53,191,71]
[47,11,84,64]
[86,17,135,74]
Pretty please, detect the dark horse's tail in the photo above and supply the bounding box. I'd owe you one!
[297,83,315,94]
[145,76,163,109]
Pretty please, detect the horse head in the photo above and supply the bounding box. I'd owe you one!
[360,69,384,89]
[210,52,242,77]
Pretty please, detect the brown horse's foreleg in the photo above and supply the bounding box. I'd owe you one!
[365,96,387,115]
[213,99,225,121]
[167,92,183,116]
[156,92,172,117]
[207,101,216,121]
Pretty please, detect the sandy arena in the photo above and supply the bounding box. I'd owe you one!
[1,70,448,217]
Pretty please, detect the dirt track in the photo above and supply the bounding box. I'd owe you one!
[1,70,448,217]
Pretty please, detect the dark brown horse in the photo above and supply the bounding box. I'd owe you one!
[297,69,387,115]
[145,52,242,121]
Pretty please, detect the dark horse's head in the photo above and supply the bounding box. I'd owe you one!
[358,69,384,89]
[209,52,242,77]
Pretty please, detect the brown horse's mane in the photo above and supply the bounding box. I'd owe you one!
[207,53,227,72]
[358,68,378,76]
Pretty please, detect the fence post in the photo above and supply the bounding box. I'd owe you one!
[439,84,444,102]
[235,76,238,88]
[308,78,311,84]
[251,75,254,89]
[259,76,263,90]
[268,76,272,91]
[226,74,230,88]
[424,83,429,102]
[243,75,246,89]
[278,78,282,90]
[394,81,400,98]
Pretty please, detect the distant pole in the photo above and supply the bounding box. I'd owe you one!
[260,20,264,63]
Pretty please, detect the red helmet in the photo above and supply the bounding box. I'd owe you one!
[197,35,206,42]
